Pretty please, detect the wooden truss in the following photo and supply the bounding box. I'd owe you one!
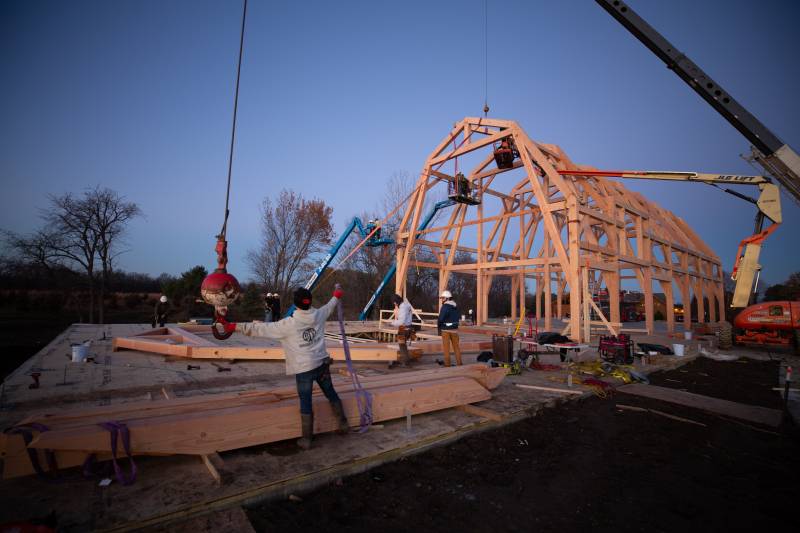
[112,326,404,362]
[395,117,725,342]
[111,326,492,361]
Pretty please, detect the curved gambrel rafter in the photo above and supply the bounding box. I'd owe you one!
[395,118,725,342]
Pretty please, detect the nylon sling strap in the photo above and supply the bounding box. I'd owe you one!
[98,421,137,486]
[4,422,58,480]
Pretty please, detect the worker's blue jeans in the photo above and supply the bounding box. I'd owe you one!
[295,361,341,415]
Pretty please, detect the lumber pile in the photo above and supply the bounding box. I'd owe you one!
[0,365,506,480]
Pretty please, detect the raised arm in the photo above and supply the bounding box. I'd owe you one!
[236,320,287,340]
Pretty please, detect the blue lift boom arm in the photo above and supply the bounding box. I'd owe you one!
[358,199,456,320]
[285,217,393,316]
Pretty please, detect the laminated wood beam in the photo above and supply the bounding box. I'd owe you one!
[28,378,492,456]
[2,365,505,478]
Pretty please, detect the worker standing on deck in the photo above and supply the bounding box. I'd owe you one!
[223,287,349,450]
[390,293,416,367]
[437,290,462,366]
[271,293,281,321]
[263,293,273,323]
[152,295,170,328]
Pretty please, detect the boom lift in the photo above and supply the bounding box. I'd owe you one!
[284,217,394,316]
[359,199,457,320]
[595,0,800,204]
[558,169,781,308]
[591,0,800,350]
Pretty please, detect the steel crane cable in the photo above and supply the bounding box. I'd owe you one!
[219,0,248,240]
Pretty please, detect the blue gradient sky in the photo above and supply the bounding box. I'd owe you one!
[1,0,798,288]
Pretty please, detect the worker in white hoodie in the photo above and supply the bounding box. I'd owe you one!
[222,286,349,450]
[390,293,416,367]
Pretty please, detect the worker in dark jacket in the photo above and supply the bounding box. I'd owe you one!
[270,293,281,321]
[152,295,170,328]
[264,293,273,323]
[437,290,462,366]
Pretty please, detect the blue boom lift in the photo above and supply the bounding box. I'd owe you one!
[284,217,393,316]
[285,199,459,319]
[358,199,456,320]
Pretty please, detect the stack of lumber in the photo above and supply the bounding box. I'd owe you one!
[0,365,506,480]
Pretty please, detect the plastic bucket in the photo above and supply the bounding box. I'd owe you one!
[71,344,89,363]
[672,343,685,357]
[684,331,692,340]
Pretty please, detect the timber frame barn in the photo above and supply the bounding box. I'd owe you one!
[394,117,725,342]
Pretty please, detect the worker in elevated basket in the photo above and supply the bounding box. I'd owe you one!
[220,287,349,450]
[390,293,416,367]
[437,290,462,366]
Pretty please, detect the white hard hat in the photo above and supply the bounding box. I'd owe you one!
[160,295,168,303]
[266,293,272,297]
[440,290,452,298]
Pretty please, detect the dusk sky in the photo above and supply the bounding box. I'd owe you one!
[1,0,798,291]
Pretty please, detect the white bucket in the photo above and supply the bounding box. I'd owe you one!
[71,343,89,363]
[684,331,692,340]
[672,343,685,357]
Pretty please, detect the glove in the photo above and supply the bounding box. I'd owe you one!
[333,288,344,299]
[216,315,237,334]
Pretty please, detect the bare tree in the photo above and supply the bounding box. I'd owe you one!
[5,188,141,323]
[41,192,101,321]
[247,189,334,298]
[2,229,63,273]
[87,188,142,323]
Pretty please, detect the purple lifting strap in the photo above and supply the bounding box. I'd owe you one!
[98,421,137,485]
[4,422,58,480]
[335,288,372,432]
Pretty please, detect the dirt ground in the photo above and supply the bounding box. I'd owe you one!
[247,358,798,532]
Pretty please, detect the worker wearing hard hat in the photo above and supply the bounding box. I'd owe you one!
[223,286,349,450]
[152,295,170,328]
[263,292,273,323]
[270,293,281,322]
[390,293,417,367]
[437,290,462,366]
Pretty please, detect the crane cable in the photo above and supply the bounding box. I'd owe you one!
[483,0,489,117]
[219,0,248,239]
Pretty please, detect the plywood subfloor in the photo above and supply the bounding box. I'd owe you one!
[0,323,718,531]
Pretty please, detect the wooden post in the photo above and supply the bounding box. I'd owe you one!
[544,237,552,331]
[694,276,705,324]
[556,275,564,319]
[608,271,620,326]
[582,266,591,342]
[661,280,675,333]
[568,196,582,342]
[511,275,518,321]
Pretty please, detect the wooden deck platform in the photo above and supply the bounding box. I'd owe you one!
[0,322,722,531]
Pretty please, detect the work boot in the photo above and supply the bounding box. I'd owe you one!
[398,344,412,367]
[297,413,313,450]
[330,400,350,435]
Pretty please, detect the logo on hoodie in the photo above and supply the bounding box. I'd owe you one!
[302,328,317,343]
